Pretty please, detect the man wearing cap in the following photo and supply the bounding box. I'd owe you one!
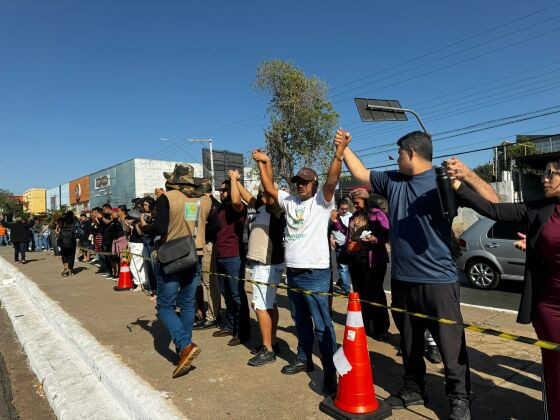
[253,130,351,396]
[140,164,212,378]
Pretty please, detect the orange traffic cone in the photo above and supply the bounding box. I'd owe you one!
[114,260,133,291]
[320,292,391,419]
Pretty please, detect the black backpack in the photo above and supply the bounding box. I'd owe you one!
[60,228,75,249]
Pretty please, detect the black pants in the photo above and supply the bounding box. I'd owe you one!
[391,279,470,402]
[61,247,76,270]
[13,242,26,262]
[348,255,389,336]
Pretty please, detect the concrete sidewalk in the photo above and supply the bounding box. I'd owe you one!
[0,247,544,419]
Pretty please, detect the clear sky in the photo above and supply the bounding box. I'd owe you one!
[1,0,560,193]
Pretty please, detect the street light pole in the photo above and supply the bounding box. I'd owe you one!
[187,138,215,195]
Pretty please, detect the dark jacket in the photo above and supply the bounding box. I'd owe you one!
[456,182,558,324]
[0,220,34,243]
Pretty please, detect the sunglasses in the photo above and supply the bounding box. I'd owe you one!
[295,179,312,186]
[541,168,560,181]
[219,188,229,193]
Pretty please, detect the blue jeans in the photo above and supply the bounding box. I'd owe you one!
[33,233,43,250]
[0,236,7,246]
[335,247,351,293]
[217,256,250,340]
[287,268,337,378]
[156,261,199,354]
[42,235,50,251]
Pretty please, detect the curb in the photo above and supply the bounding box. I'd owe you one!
[0,257,184,420]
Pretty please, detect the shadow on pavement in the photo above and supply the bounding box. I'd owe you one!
[128,316,176,365]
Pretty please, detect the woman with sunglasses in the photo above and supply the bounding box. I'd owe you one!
[452,161,560,419]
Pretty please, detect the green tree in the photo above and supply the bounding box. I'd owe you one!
[0,189,24,217]
[473,163,494,183]
[254,59,339,186]
[497,141,539,171]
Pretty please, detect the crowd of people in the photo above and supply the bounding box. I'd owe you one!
[3,127,559,420]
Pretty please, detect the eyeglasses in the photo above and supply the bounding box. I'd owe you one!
[295,179,312,186]
[541,168,560,181]
[219,188,229,193]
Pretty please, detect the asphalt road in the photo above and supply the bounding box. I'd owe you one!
[331,250,523,312]
[382,269,523,312]
[0,305,56,420]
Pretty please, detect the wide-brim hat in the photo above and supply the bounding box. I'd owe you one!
[164,163,197,185]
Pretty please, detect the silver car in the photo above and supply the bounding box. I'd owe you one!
[455,217,526,290]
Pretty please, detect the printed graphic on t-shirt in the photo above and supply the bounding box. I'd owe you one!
[286,204,309,242]
[184,201,200,221]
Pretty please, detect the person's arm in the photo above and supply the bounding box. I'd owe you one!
[323,129,352,202]
[236,180,257,209]
[253,150,279,203]
[228,169,244,213]
[367,209,390,244]
[452,180,528,223]
[446,157,500,203]
[337,143,371,186]
[140,195,169,237]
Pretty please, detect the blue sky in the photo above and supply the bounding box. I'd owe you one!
[1,0,560,193]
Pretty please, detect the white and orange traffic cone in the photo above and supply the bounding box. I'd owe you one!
[114,260,133,291]
[320,292,391,419]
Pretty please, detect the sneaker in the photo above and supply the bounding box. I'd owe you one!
[281,359,314,375]
[386,387,426,409]
[192,318,217,330]
[449,399,471,420]
[247,348,276,367]
[425,345,442,364]
[251,342,281,355]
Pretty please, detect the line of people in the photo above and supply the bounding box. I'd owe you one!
[7,126,558,419]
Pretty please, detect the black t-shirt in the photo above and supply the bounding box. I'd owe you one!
[205,196,221,244]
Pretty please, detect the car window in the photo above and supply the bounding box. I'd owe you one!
[487,221,525,240]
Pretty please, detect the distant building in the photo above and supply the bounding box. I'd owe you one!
[89,159,203,209]
[70,176,90,213]
[46,186,61,211]
[22,188,46,214]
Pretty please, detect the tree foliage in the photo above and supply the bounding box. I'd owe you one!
[254,59,339,186]
[497,141,539,171]
[0,189,24,217]
[473,163,494,183]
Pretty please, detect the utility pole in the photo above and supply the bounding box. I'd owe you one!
[187,138,215,195]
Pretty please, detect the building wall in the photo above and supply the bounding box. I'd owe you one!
[60,183,70,207]
[46,186,61,211]
[69,175,90,209]
[22,188,46,214]
[133,159,202,198]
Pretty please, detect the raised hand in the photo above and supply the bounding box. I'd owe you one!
[446,157,473,181]
[252,149,270,163]
[228,169,240,181]
[334,128,351,154]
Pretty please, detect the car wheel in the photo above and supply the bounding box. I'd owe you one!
[466,259,500,290]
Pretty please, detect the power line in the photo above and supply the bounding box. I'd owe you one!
[346,66,560,136]
[354,105,560,155]
[330,14,560,103]
[329,2,560,93]
[184,2,560,136]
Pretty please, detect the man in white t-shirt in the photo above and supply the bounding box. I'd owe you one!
[253,130,351,396]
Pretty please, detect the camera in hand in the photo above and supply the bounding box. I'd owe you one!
[126,209,151,223]
[435,163,457,220]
